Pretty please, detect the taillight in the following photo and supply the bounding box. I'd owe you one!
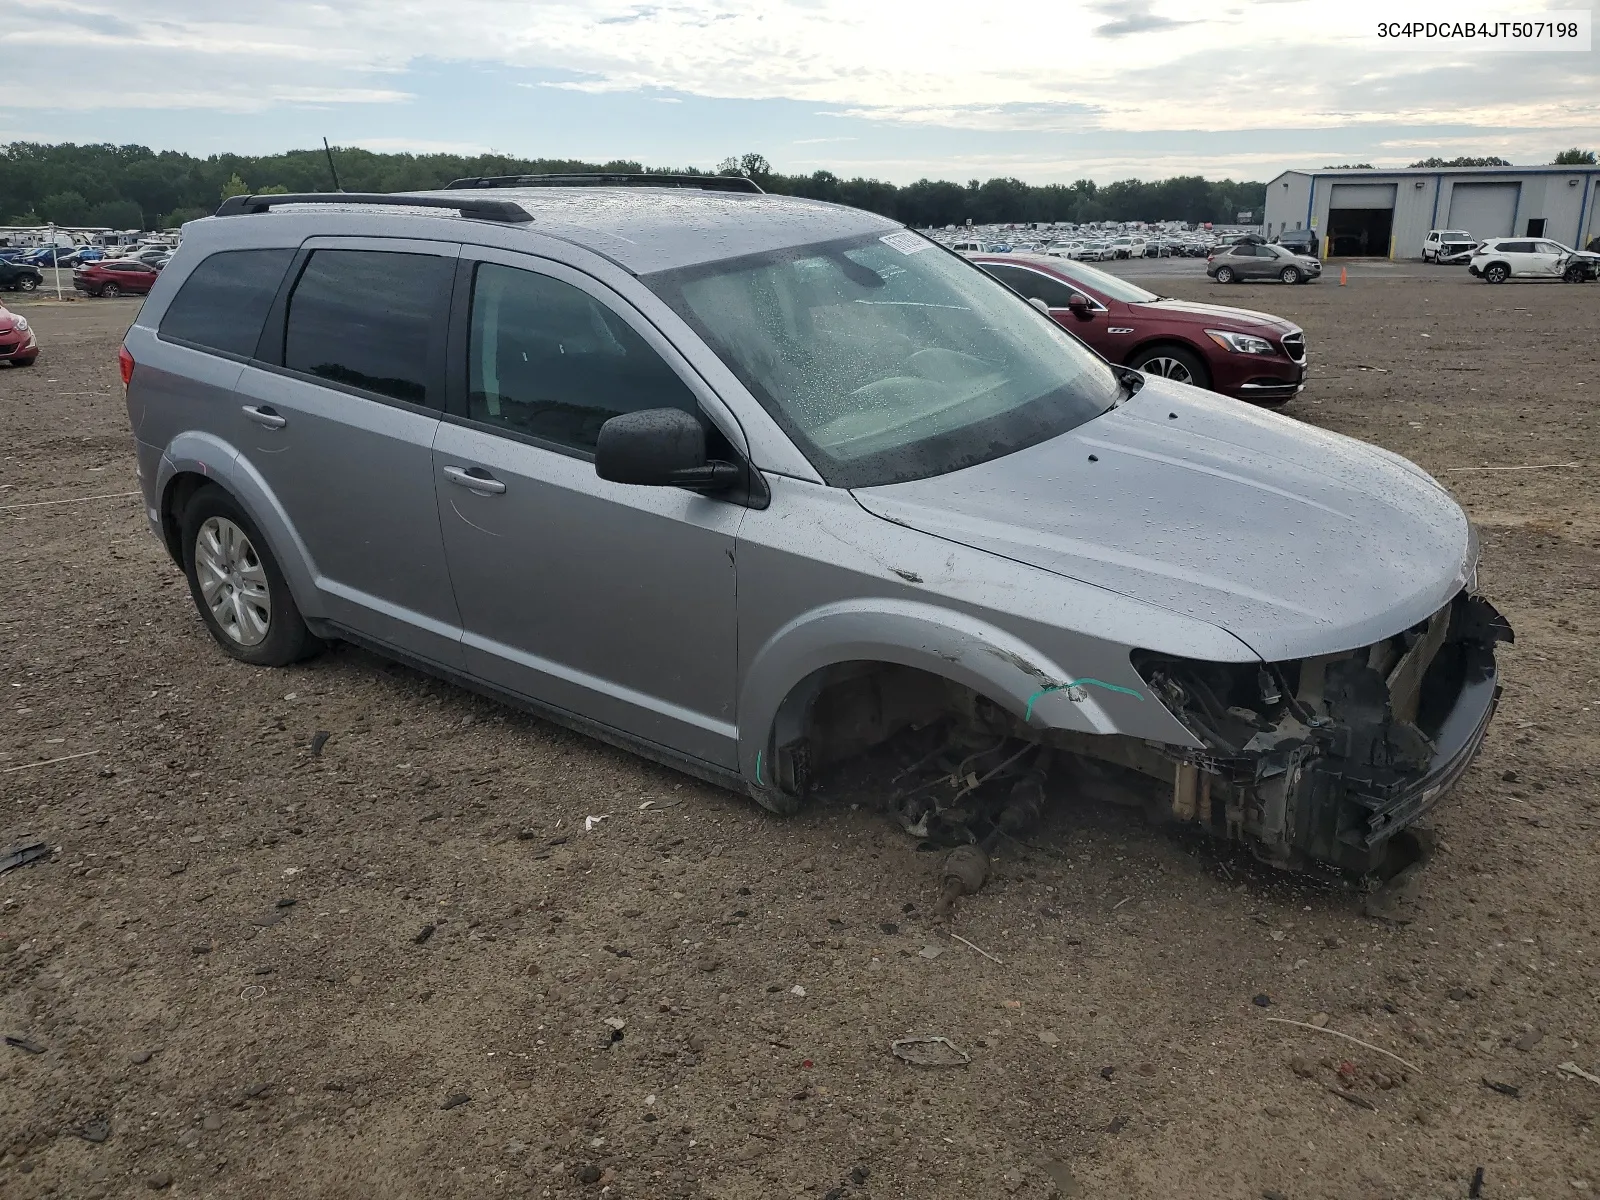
[118,345,135,386]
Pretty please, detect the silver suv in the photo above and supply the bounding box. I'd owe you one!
[123,178,1509,875]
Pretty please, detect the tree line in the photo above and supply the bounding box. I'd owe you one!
[1,142,1269,232]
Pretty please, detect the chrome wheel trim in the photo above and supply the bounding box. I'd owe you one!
[1281,267,1298,283]
[1141,356,1193,383]
[1215,267,1233,283]
[195,516,271,646]
[18,277,38,292]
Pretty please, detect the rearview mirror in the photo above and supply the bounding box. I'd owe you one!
[1066,292,1093,318]
[595,408,740,491]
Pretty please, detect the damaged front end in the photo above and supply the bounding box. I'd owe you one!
[1132,591,1512,873]
[786,590,1511,880]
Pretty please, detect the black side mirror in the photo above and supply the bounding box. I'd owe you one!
[1066,292,1093,318]
[595,408,740,491]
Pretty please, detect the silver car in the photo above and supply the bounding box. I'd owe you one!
[1208,241,1323,284]
[122,179,1508,876]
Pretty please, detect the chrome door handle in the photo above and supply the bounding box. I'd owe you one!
[242,405,287,430]
[443,465,506,495]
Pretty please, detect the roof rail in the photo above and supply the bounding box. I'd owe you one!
[214,193,533,223]
[444,172,764,195]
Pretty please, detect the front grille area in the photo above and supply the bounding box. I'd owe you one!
[1281,332,1306,362]
[0,340,17,358]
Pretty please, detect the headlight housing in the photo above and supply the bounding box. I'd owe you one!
[12,316,27,332]
[1205,329,1276,355]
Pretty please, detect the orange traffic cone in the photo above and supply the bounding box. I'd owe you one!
[1339,266,1348,286]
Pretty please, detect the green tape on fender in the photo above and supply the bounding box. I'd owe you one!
[1025,679,1144,722]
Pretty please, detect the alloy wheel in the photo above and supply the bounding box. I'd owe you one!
[195,517,271,646]
[1141,356,1194,384]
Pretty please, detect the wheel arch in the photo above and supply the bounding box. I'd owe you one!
[154,435,325,621]
[1481,259,1512,279]
[736,599,1202,807]
[1122,336,1213,388]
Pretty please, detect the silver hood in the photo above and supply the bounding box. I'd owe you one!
[853,378,1474,662]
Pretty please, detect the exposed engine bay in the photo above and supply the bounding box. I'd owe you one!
[775,589,1512,880]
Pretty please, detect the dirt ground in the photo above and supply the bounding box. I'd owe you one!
[2,275,1598,1200]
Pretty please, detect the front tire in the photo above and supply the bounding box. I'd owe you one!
[1130,344,1210,390]
[180,486,319,667]
[1279,266,1301,284]
[1563,263,1587,283]
[17,276,39,293]
[1214,266,1235,284]
[1483,264,1509,284]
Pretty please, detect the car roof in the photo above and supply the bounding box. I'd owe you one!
[386,187,900,275]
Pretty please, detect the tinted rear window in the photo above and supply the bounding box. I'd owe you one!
[283,250,452,406]
[159,249,293,358]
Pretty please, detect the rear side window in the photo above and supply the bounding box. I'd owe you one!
[284,250,453,406]
[159,249,293,358]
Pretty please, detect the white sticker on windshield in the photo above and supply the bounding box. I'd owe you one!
[880,230,932,255]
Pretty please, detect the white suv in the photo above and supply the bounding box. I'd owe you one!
[1422,229,1475,264]
[1469,238,1599,283]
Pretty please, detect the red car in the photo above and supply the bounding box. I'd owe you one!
[73,259,160,298]
[971,254,1307,406]
[0,304,38,367]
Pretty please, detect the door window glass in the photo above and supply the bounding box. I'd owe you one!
[284,250,452,406]
[979,264,1081,308]
[467,263,698,452]
[159,249,294,358]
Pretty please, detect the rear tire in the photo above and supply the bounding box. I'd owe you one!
[100,282,121,298]
[1279,266,1301,284]
[1214,266,1235,284]
[1483,264,1509,284]
[1130,344,1211,390]
[180,485,320,667]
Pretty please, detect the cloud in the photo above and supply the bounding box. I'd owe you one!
[1089,1,1196,36]
[0,0,1591,179]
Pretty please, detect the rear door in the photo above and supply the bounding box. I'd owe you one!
[232,239,466,669]
[1226,244,1260,277]
[1497,240,1538,276]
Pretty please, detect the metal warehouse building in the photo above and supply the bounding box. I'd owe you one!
[1264,165,1600,259]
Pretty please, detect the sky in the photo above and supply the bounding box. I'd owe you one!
[1,0,1595,183]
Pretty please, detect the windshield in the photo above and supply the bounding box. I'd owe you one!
[646,233,1121,488]
[1049,260,1160,304]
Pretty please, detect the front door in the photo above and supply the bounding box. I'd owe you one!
[1530,241,1567,277]
[979,262,1112,355]
[432,251,743,769]
[231,239,465,669]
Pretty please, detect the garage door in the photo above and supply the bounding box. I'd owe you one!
[1327,183,1397,210]
[1447,183,1520,240]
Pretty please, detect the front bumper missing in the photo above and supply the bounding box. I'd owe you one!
[1136,591,1512,875]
